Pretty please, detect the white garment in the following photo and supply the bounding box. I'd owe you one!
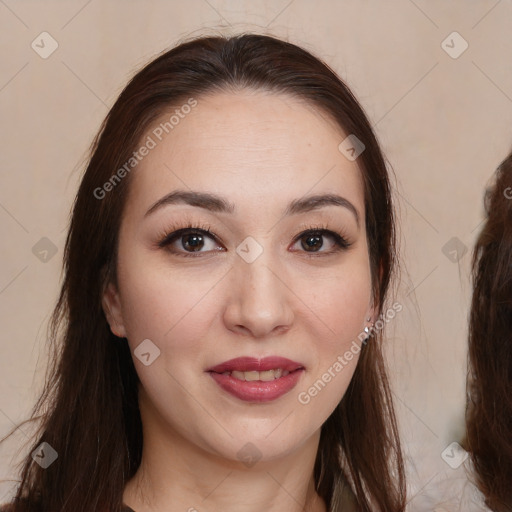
[405,454,490,511]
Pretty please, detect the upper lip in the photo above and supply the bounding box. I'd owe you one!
[207,356,304,373]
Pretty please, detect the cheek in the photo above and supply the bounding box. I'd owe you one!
[293,257,372,409]
[297,257,372,343]
[116,243,226,358]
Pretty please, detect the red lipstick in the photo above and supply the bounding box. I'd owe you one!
[206,356,305,403]
[207,356,303,373]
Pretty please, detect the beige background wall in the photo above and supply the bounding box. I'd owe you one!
[1,0,511,509]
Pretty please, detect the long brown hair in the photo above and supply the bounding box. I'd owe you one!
[465,151,512,511]
[1,33,405,512]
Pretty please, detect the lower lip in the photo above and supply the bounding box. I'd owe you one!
[208,369,304,402]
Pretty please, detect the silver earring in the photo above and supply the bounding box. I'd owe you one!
[364,319,373,343]
[364,317,372,334]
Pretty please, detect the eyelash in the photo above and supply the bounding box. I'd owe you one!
[156,222,352,258]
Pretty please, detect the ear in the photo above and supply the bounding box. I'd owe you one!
[367,261,384,324]
[366,299,378,327]
[102,282,127,338]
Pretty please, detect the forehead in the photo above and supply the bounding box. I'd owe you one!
[126,89,365,219]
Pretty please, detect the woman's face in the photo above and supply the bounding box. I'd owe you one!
[103,89,375,463]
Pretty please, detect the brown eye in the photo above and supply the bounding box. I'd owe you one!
[158,228,224,256]
[301,232,324,252]
[297,229,351,254]
[291,229,351,255]
[181,232,205,252]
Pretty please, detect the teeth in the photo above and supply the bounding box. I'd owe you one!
[226,368,291,381]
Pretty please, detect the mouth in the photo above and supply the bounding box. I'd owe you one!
[206,356,305,374]
[206,356,305,403]
[211,368,298,381]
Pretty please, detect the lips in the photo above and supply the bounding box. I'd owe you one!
[206,356,305,402]
[206,356,304,374]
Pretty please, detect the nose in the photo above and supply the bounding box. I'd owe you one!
[223,250,294,339]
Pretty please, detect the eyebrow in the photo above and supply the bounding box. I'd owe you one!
[145,189,360,226]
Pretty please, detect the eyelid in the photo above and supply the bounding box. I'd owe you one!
[291,224,352,254]
[155,220,218,249]
[294,221,351,241]
[156,221,352,256]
